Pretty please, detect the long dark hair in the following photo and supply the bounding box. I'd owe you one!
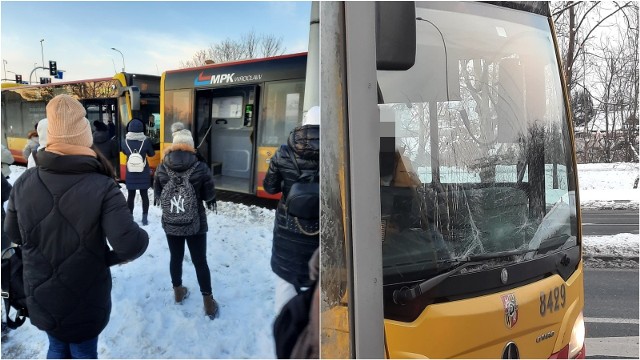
[91,145,117,181]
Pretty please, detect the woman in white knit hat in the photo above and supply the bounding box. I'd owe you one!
[153,128,219,319]
[5,94,149,358]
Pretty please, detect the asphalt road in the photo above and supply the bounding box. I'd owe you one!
[584,268,639,359]
[581,209,639,236]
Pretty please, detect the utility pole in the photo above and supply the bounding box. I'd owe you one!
[2,59,6,80]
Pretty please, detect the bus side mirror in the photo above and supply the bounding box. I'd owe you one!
[375,2,416,71]
[117,86,141,111]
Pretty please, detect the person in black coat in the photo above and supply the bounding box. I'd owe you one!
[123,118,156,225]
[93,120,118,176]
[4,94,148,358]
[153,129,219,319]
[263,106,320,312]
[1,175,12,251]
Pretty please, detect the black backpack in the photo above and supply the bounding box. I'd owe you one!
[284,146,319,227]
[273,280,317,359]
[1,246,28,329]
[160,163,200,236]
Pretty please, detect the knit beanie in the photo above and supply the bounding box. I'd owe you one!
[303,106,320,126]
[127,118,144,133]
[172,129,194,148]
[171,122,185,134]
[46,95,93,147]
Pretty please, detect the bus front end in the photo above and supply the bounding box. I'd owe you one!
[375,2,585,358]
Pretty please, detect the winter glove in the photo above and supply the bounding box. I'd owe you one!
[206,199,217,213]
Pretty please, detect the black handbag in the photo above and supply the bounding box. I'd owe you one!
[285,147,319,220]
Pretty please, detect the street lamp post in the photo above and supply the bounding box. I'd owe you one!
[2,59,7,80]
[40,39,45,68]
[111,47,125,72]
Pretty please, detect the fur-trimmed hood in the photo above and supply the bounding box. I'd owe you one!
[162,144,198,172]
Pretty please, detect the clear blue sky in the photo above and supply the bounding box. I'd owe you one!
[1,1,311,83]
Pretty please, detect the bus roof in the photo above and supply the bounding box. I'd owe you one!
[484,1,551,17]
[165,52,307,75]
[163,52,308,91]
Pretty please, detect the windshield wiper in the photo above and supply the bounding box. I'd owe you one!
[392,260,483,305]
[392,249,537,305]
[466,248,536,262]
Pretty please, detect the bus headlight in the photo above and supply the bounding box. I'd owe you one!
[568,312,585,358]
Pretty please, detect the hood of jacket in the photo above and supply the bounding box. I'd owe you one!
[163,144,198,172]
[287,125,319,161]
[93,130,110,144]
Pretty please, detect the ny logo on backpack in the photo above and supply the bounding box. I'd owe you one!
[160,163,200,236]
[126,138,146,173]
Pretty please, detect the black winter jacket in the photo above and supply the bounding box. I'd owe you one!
[263,125,319,288]
[93,130,118,170]
[4,151,149,342]
[153,145,216,235]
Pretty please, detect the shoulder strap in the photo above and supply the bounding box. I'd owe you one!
[138,138,145,153]
[125,139,133,154]
[286,146,301,176]
[286,146,319,182]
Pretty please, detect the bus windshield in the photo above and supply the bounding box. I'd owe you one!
[377,2,578,288]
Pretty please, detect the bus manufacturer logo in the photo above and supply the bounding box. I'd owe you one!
[535,331,555,343]
[501,293,519,329]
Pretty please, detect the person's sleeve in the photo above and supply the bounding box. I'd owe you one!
[5,180,21,245]
[146,139,156,158]
[2,145,14,165]
[263,147,284,194]
[2,176,12,203]
[101,181,149,266]
[153,163,166,199]
[22,145,30,162]
[122,140,131,156]
[199,163,216,202]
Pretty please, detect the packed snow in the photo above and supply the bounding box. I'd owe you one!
[1,162,638,357]
[2,165,280,358]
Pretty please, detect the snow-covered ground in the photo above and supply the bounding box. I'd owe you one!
[2,165,279,358]
[1,162,638,357]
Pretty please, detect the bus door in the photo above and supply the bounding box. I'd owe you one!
[256,80,306,199]
[195,85,258,194]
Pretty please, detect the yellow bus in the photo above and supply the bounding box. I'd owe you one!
[320,2,585,358]
[160,53,308,199]
[1,73,161,178]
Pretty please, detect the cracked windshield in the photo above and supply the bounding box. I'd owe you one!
[377,2,578,286]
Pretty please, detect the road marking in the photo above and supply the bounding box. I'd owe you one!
[582,223,638,226]
[585,317,639,324]
[585,336,639,358]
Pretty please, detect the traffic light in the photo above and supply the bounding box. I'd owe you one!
[15,74,22,83]
[49,61,57,76]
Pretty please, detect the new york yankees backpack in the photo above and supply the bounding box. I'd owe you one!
[160,163,200,236]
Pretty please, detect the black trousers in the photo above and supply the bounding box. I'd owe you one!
[127,189,149,214]
[166,233,212,295]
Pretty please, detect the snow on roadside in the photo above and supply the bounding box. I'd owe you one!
[578,162,639,209]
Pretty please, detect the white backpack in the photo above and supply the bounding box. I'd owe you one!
[125,138,146,172]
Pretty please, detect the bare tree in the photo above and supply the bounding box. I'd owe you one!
[180,30,287,68]
[553,1,638,163]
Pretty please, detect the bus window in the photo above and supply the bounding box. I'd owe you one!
[260,80,305,146]
[164,89,193,142]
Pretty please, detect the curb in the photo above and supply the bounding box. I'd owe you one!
[584,255,639,262]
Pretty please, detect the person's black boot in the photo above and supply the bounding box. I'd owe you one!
[142,213,148,225]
